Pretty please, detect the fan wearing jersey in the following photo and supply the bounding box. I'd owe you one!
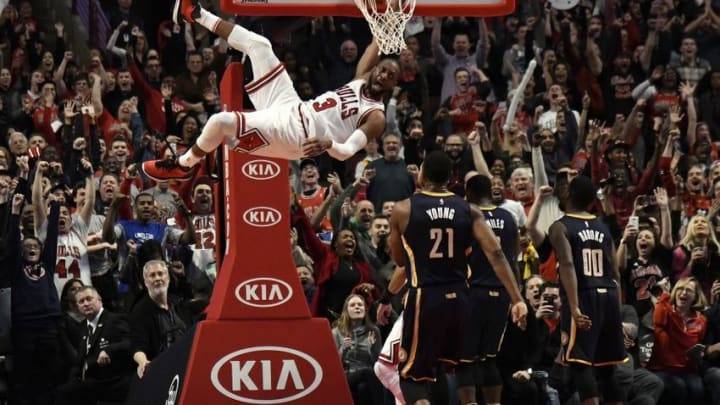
[102,192,195,266]
[142,0,400,182]
[189,177,216,280]
[297,159,333,237]
[548,175,628,405]
[33,160,95,296]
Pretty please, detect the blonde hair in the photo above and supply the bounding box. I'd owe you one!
[681,215,720,252]
[671,276,708,310]
[333,294,372,337]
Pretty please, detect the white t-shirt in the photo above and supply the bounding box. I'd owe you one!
[500,199,527,228]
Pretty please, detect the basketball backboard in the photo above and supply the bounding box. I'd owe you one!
[221,0,515,17]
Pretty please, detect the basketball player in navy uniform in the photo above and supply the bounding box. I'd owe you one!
[383,151,527,405]
[548,175,627,405]
[456,174,522,405]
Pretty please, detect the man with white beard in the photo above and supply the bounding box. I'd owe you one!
[129,260,187,379]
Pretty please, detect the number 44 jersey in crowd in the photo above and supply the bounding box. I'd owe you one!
[558,214,616,289]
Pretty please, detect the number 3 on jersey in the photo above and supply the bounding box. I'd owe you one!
[312,97,337,112]
[582,249,603,277]
[429,228,454,258]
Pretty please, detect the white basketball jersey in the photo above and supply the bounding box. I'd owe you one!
[191,213,216,277]
[302,79,384,143]
[54,221,92,296]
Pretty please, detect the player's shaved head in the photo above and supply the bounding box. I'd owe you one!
[569,175,596,210]
[465,174,492,202]
[421,151,452,185]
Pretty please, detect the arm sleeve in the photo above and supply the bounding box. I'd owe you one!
[327,129,368,161]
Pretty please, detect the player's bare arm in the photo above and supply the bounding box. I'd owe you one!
[301,109,385,159]
[549,221,592,330]
[377,263,406,325]
[354,38,381,79]
[610,243,623,308]
[389,199,411,266]
[471,205,527,328]
[388,265,407,295]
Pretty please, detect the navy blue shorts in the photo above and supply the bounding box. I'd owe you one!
[561,287,628,366]
[459,286,510,362]
[399,282,470,382]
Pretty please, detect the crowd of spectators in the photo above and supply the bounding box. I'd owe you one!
[4,0,720,404]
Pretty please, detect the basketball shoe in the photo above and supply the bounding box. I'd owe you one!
[173,0,201,24]
[143,157,198,182]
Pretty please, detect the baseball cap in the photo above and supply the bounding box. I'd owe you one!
[300,158,318,170]
[604,139,631,158]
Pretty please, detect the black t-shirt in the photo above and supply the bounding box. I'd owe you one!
[623,245,672,318]
[323,260,360,320]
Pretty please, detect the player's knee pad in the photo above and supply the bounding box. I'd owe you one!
[596,365,624,402]
[204,111,236,134]
[479,357,502,387]
[199,111,236,150]
[399,379,430,405]
[455,362,479,388]
[570,363,598,401]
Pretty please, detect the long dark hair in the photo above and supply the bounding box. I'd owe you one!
[60,278,84,312]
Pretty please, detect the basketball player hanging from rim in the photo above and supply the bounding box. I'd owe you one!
[142,0,402,182]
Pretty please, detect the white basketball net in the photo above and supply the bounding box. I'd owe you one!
[356,0,417,55]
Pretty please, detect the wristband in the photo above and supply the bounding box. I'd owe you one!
[379,289,395,305]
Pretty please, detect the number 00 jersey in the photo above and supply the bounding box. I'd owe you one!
[557,214,616,289]
[402,192,473,288]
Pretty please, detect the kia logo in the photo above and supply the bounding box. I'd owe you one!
[242,159,281,180]
[243,207,281,227]
[165,375,180,405]
[210,346,323,404]
[235,277,293,308]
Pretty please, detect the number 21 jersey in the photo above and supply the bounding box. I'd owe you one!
[558,214,616,289]
[402,192,473,288]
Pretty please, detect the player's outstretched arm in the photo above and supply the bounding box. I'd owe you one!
[355,38,381,79]
[352,0,384,78]
[549,221,592,330]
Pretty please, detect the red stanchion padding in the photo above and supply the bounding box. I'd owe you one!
[205,144,311,320]
[181,319,352,404]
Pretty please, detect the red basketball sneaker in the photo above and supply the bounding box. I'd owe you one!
[143,158,198,182]
[172,0,201,24]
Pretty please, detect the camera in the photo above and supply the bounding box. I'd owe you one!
[543,294,555,308]
[598,175,617,188]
